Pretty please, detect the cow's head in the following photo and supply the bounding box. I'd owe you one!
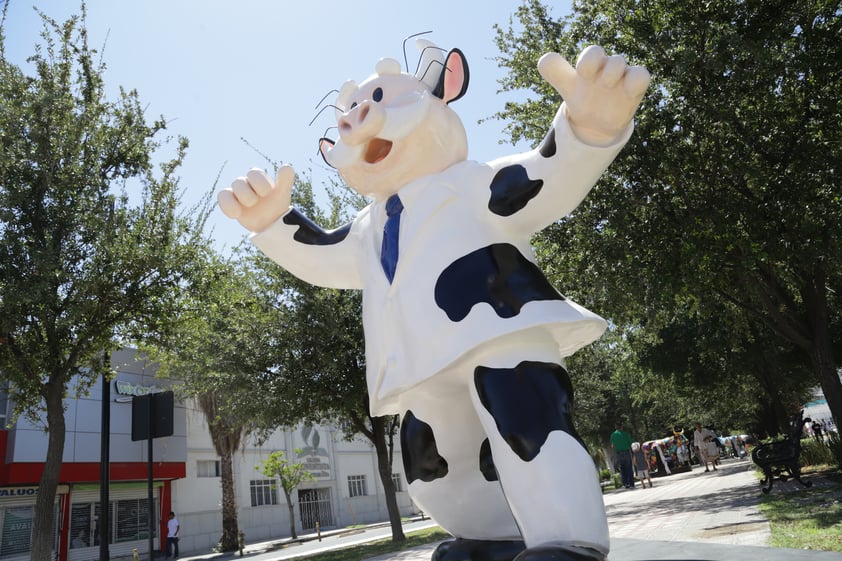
[319,39,469,201]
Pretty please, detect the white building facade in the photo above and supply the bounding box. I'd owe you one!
[174,405,417,555]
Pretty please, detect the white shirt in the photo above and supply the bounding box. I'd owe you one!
[167,517,179,538]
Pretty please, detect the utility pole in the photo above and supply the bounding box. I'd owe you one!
[99,351,111,561]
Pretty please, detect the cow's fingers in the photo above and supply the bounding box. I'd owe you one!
[217,189,242,219]
[624,66,651,100]
[274,165,296,193]
[599,55,627,88]
[538,52,577,99]
[245,168,274,197]
[575,45,607,81]
[231,177,259,207]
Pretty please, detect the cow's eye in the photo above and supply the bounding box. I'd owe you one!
[372,87,383,102]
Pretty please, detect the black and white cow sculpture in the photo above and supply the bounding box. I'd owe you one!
[219,38,649,561]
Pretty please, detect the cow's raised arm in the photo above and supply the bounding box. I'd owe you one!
[539,46,650,147]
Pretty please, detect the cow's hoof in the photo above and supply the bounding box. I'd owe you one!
[512,544,606,561]
[432,538,526,561]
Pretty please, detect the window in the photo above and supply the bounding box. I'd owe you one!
[250,480,278,507]
[347,475,367,497]
[197,460,221,477]
[71,499,157,548]
[391,473,402,492]
[70,503,93,549]
[115,498,152,543]
[1,506,34,557]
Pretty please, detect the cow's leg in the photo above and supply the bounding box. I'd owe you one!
[398,372,525,561]
[468,333,609,561]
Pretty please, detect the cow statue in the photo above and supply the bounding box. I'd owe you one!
[218,38,649,561]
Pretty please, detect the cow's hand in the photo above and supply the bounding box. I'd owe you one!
[217,166,295,234]
[538,46,649,146]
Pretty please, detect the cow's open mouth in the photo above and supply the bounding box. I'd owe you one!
[364,138,393,164]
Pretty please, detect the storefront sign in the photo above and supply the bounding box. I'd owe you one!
[0,487,37,498]
[114,380,166,403]
[0,485,69,500]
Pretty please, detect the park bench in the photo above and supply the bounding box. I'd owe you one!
[751,409,813,494]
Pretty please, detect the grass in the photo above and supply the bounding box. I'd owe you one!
[758,468,842,551]
[290,526,450,561]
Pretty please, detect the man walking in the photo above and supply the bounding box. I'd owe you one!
[611,422,635,489]
[166,511,179,559]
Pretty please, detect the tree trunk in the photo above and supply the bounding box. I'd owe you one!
[809,337,842,435]
[752,366,788,437]
[198,393,245,552]
[803,273,842,433]
[219,451,239,551]
[284,490,297,539]
[372,416,405,542]
[31,378,66,561]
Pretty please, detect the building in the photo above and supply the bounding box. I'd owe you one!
[0,350,415,560]
[175,398,416,554]
[0,349,186,561]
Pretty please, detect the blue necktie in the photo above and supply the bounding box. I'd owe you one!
[380,194,403,283]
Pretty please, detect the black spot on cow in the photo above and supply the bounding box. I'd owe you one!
[538,125,557,158]
[434,243,564,322]
[479,438,498,481]
[488,164,543,216]
[474,361,587,462]
[401,410,449,484]
[283,209,351,245]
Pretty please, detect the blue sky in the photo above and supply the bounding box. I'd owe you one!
[3,0,572,248]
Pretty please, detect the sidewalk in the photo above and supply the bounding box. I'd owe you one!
[184,458,841,561]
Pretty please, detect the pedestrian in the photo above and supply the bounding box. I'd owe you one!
[693,422,718,472]
[812,420,824,443]
[729,436,739,458]
[166,511,179,559]
[611,422,635,489]
[632,442,653,488]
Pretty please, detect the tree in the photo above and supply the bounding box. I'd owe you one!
[143,245,277,552]
[0,7,209,559]
[491,0,842,431]
[257,449,316,539]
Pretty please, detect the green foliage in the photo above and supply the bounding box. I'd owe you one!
[828,432,842,471]
[145,246,274,428]
[800,431,842,472]
[257,449,316,496]
[0,6,211,559]
[800,437,839,468]
[0,4,210,419]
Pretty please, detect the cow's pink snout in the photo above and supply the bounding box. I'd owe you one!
[337,101,384,146]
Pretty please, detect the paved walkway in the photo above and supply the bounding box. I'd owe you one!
[182,457,842,561]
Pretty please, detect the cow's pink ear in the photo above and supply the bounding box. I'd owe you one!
[433,48,469,104]
[319,138,335,168]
